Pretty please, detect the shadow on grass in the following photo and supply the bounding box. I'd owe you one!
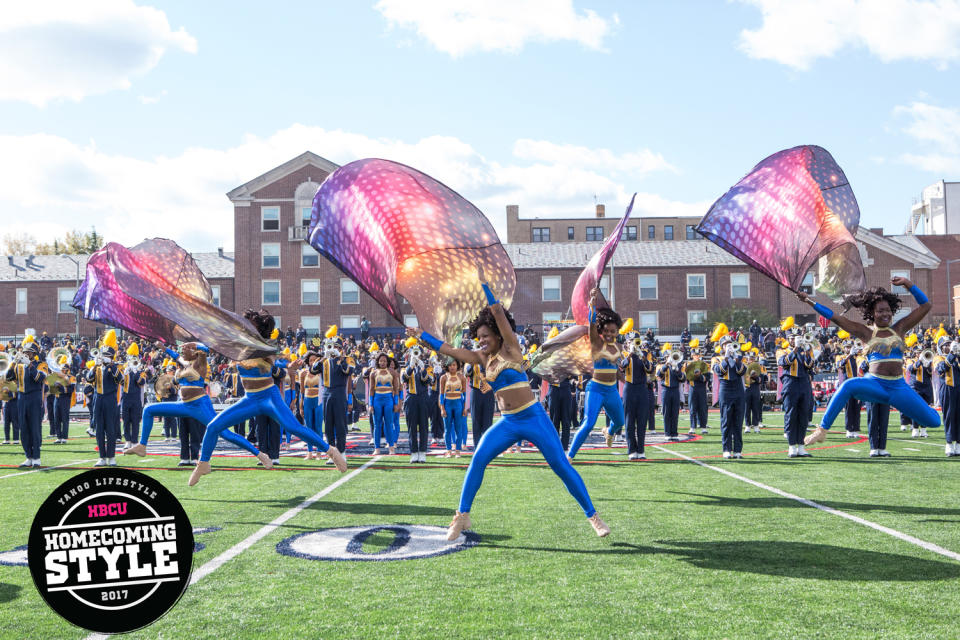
[0,583,21,603]
[306,501,452,517]
[660,491,960,516]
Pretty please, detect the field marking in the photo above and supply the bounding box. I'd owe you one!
[888,438,943,448]
[904,448,922,452]
[84,455,381,640]
[846,449,860,452]
[654,444,960,563]
[0,458,99,479]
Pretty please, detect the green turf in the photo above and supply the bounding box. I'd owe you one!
[1,411,958,639]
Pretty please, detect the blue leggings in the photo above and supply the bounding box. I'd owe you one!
[303,395,326,452]
[567,380,625,458]
[140,397,258,456]
[458,402,596,517]
[371,394,396,447]
[199,385,330,462]
[822,375,941,430]
[443,397,467,450]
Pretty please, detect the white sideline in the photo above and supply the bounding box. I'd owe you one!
[84,456,381,640]
[0,458,99,479]
[654,445,960,563]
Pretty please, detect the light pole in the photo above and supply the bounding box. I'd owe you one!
[948,258,960,327]
[60,254,80,339]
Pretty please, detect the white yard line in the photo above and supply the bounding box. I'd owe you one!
[904,448,922,452]
[84,455,381,640]
[654,445,960,563]
[0,458,98,479]
[888,437,943,448]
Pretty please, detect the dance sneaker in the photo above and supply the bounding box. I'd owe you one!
[723,451,732,459]
[869,450,879,457]
[94,458,107,467]
[797,445,812,457]
[804,427,828,445]
[911,428,920,438]
[257,452,274,469]
[920,428,929,438]
[327,447,348,472]
[18,458,31,467]
[177,459,191,467]
[124,443,147,457]
[588,513,610,538]
[446,511,472,541]
[372,448,381,456]
[188,461,212,486]
[605,432,614,448]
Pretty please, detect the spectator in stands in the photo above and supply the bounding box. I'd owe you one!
[295,323,306,345]
[749,320,761,345]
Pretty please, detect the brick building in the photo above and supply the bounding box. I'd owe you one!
[2,151,957,341]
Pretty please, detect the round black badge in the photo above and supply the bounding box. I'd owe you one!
[27,468,194,634]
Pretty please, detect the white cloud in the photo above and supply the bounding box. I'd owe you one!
[374,0,616,56]
[894,101,960,173]
[738,0,960,70]
[138,89,168,104]
[0,126,701,252]
[0,0,197,106]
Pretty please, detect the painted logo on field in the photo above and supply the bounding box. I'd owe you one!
[27,469,194,634]
[276,525,480,562]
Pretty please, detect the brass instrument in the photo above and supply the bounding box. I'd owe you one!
[46,346,70,373]
[684,360,710,382]
[919,349,935,367]
[90,348,102,366]
[408,345,423,361]
[746,362,764,378]
[668,350,684,369]
[952,341,960,356]
[0,352,10,379]
[723,343,739,358]
[0,379,16,401]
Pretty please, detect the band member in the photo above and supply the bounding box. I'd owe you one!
[567,289,626,459]
[440,359,468,457]
[403,351,434,463]
[53,365,75,444]
[713,340,746,459]
[906,351,934,438]
[548,375,577,451]
[86,335,122,467]
[319,334,354,456]
[407,291,609,540]
[369,352,399,455]
[684,358,709,436]
[836,344,862,437]
[2,378,19,444]
[658,352,684,441]
[465,360,496,446]
[803,279,941,445]
[6,338,45,467]
[621,341,653,458]
[860,357,891,456]
[937,339,959,456]
[779,334,814,457]
[743,353,767,434]
[120,343,147,449]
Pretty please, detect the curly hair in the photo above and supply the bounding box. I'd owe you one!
[244,308,276,340]
[375,353,389,368]
[468,306,516,340]
[846,287,901,324]
[595,306,622,333]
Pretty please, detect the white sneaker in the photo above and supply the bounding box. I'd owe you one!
[18,458,31,467]
[688,429,696,435]
[953,442,960,456]
[788,445,797,458]
[108,458,117,466]
[628,452,638,460]
[920,428,928,438]
[845,431,853,438]
[94,458,106,466]
[733,452,743,459]
[911,428,920,438]
[86,428,96,437]
[798,445,811,457]
[869,449,879,457]
[879,449,891,457]
[700,429,708,434]
[722,451,732,459]
[410,454,418,463]
[900,425,907,431]
[636,453,646,459]
[32,459,41,467]
[946,443,954,456]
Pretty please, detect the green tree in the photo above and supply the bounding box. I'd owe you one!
[2,232,37,255]
[33,228,105,255]
[706,306,778,331]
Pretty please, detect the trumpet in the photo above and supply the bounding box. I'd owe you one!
[668,350,684,369]
[408,345,424,361]
[125,355,142,373]
[951,341,960,355]
[919,349,935,367]
[723,343,739,358]
[90,348,102,366]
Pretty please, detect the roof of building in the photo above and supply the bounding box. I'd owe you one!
[226,151,340,202]
[0,251,236,283]
[503,240,747,269]
[886,234,940,262]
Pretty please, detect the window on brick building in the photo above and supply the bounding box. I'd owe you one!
[340,279,359,304]
[664,225,674,240]
[532,227,550,242]
[210,285,221,307]
[891,269,910,294]
[16,288,27,314]
[542,311,563,324]
[341,315,360,329]
[687,274,705,299]
[404,315,418,327]
[638,274,657,300]
[647,225,655,240]
[301,243,319,267]
[261,243,280,268]
[58,288,75,313]
[301,207,312,226]
[685,225,699,240]
[301,316,321,335]
[567,226,575,240]
[586,226,603,242]
[688,310,707,332]
[730,273,750,299]
[800,272,815,294]
[639,311,658,332]
[301,280,320,304]
[261,206,280,231]
[622,226,637,241]
[262,281,280,305]
[599,274,610,299]
[542,275,561,301]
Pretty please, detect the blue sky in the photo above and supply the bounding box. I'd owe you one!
[2,0,960,251]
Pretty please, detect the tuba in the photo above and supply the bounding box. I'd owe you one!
[46,346,70,374]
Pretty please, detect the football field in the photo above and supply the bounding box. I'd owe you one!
[1,410,958,640]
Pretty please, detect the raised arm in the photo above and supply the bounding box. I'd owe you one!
[587,288,603,350]
[796,292,871,341]
[490,302,523,360]
[890,276,932,334]
[405,327,482,367]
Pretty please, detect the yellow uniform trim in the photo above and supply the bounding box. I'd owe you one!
[501,398,537,415]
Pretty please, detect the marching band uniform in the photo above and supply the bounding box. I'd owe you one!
[2,384,19,444]
[6,342,44,465]
[836,351,862,437]
[44,365,57,437]
[53,372,75,443]
[547,376,576,451]
[713,350,746,458]
[646,377,657,432]
[120,363,147,447]
[658,361,683,441]
[744,361,767,433]
[403,359,434,462]
[936,348,959,455]
[86,348,122,466]
[685,360,709,435]
[319,353,353,453]
[858,358,890,456]
[466,363,496,446]
[906,356,934,438]
[779,342,814,457]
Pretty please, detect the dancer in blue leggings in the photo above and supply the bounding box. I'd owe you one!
[125,342,267,466]
[189,309,348,485]
[567,288,626,458]
[803,277,941,448]
[406,287,610,540]
[368,353,399,455]
[440,360,468,457]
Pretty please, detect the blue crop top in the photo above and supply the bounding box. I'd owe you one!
[592,343,620,370]
[864,327,905,363]
[180,378,205,387]
[485,354,529,393]
[238,364,270,378]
